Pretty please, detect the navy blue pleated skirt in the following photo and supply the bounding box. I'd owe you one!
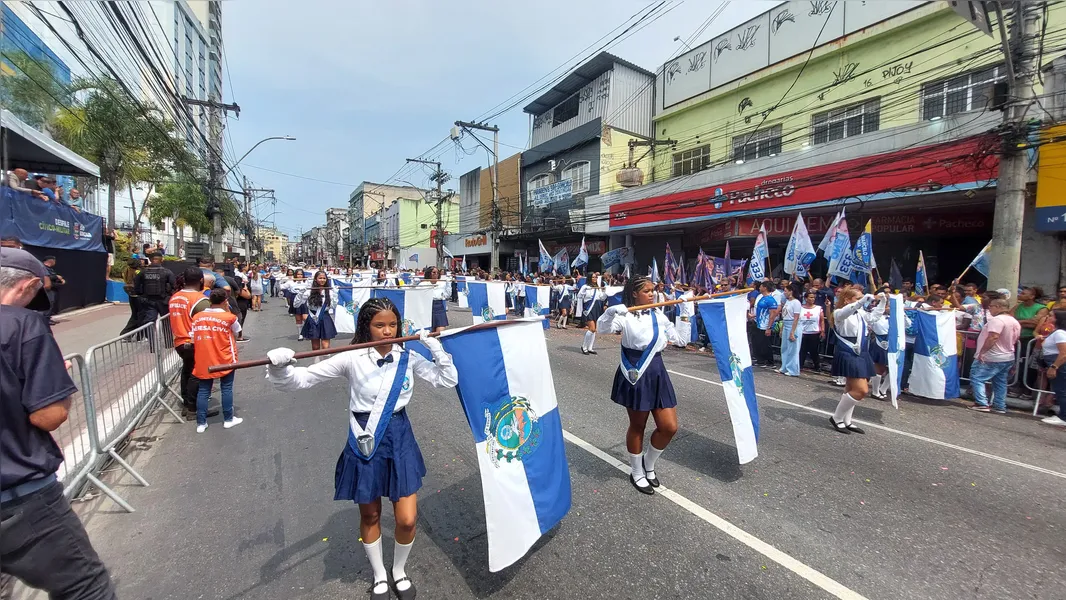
[301,312,337,339]
[335,410,426,504]
[831,338,876,379]
[584,299,604,321]
[611,348,678,411]
[432,299,448,329]
[559,296,572,311]
[869,336,889,366]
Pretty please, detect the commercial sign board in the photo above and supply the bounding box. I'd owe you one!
[1035,124,1066,232]
[611,135,999,231]
[444,232,494,254]
[531,179,573,208]
[544,239,606,256]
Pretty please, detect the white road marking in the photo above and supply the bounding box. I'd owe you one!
[667,368,1066,481]
[562,429,870,600]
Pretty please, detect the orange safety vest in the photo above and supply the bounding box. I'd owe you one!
[191,309,238,379]
[169,290,207,346]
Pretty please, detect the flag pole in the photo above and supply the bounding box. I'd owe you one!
[627,288,754,312]
[208,318,531,373]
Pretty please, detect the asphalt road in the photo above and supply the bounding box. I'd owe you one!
[70,301,1066,600]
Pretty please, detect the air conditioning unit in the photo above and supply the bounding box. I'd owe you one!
[544,217,557,229]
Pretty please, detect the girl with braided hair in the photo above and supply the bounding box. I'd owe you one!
[597,274,684,495]
[266,297,458,599]
[298,271,339,352]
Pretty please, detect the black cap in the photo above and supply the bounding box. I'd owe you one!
[0,247,52,311]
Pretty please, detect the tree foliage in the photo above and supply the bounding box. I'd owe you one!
[0,49,70,127]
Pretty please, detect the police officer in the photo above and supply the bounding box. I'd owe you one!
[134,252,175,349]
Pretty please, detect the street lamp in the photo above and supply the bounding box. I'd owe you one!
[224,135,295,178]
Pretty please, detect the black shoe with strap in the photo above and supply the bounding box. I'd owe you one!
[392,577,416,600]
[828,416,851,434]
[369,580,390,600]
[629,474,654,495]
[642,457,660,488]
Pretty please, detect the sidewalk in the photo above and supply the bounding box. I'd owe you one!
[52,302,133,356]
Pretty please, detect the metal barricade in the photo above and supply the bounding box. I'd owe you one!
[957,330,981,384]
[54,354,97,499]
[1023,337,1055,416]
[80,315,184,512]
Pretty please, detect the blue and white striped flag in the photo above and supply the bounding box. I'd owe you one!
[968,240,992,278]
[695,294,759,464]
[909,309,960,400]
[886,294,906,409]
[439,320,571,572]
[332,278,371,334]
[369,287,433,335]
[604,286,625,307]
[524,284,551,329]
[467,281,508,323]
[457,275,469,309]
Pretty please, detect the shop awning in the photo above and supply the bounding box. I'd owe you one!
[1,109,100,177]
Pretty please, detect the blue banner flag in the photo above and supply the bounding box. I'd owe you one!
[1,188,105,251]
[968,240,992,278]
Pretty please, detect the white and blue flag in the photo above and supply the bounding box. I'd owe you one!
[909,309,960,400]
[886,294,906,409]
[968,240,992,278]
[438,319,571,572]
[695,294,759,464]
[332,278,371,334]
[784,211,817,278]
[524,284,552,329]
[369,287,434,335]
[457,275,470,309]
[467,281,508,323]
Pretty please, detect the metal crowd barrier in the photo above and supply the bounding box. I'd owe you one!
[1022,337,1056,417]
[58,314,185,513]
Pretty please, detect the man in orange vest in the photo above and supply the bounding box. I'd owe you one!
[169,268,218,419]
[191,289,243,433]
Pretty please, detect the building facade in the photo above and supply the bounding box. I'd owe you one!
[258,228,288,262]
[347,182,426,263]
[578,1,1065,291]
[324,207,349,266]
[382,195,460,269]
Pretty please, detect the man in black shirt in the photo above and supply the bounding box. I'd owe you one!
[0,248,116,599]
[42,255,64,325]
[133,252,176,351]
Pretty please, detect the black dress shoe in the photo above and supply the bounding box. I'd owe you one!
[581,349,589,355]
[392,577,416,600]
[587,349,598,355]
[642,457,660,488]
[369,580,390,600]
[828,416,851,434]
[845,423,866,434]
[630,474,655,495]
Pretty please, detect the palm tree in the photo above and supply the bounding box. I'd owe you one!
[148,171,240,256]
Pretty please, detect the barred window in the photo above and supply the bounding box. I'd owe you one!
[529,173,552,190]
[921,66,1004,120]
[672,145,711,177]
[732,125,782,162]
[553,94,580,126]
[561,161,591,193]
[812,98,880,145]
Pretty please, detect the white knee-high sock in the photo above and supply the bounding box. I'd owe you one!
[644,445,665,476]
[393,539,414,591]
[582,330,592,351]
[869,375,882,395]
[363,538,388,589]
[879,374,891,396]
[588,332,597,350]
[833,392,858,423]
[629,452,647,483]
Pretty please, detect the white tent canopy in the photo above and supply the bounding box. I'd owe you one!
[1,109,100,178]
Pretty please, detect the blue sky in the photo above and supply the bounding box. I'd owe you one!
[221,0,773,237]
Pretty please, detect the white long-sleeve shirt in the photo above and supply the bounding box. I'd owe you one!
[267,343,458,414]
[598,307,682,351]
[833,296,886,353]
[677,291,696,318]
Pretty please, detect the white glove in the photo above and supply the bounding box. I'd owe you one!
[418,329,444,354]
[862,294,876,306]
[267,347,296,368]
[607,304,629,316]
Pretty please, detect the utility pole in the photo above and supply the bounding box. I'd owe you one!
[406,158,448,268]
[988,2,1043,295]
[182,97,240,262]
[454,121,500,273]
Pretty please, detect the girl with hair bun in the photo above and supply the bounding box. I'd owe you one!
[597,274,684,495]
[266,297,458,600]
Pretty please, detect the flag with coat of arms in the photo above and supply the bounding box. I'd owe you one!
[467,281,508,323]
[908,309,960,400]
[438,319,571,572]
[524,284,552,329]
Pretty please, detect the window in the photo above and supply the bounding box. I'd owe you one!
[732,125,782,162]
[529,173,552,190]
[672,145,711,177]
[811,98,880,145]
[921,65,1004,120]
[561,161,591,193]
[552,93,579,126]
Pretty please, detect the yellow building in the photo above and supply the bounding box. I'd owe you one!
[258,228,287,262]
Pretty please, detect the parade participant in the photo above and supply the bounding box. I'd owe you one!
[674,285,696,347]
[374,269,390,287]
[168,267,218,418]
[778,285,803,377]
[299,271,338,352]
[422,266,449,332]
[577,276,606,355]
[829,289,884,434]
[265,298,458,599]
[288,270,309,341]
[797,291,824,372]
[868,285,894,399]
[190,289,243,433]
[597,275,682,495]
[555,278,575,329]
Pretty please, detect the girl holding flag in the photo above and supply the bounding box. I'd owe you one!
[285,270,310,341]
[598,274,683,494]
[265,298,458,600]
[555,278,576,329]
[299,270,338,352]
[829,288,886,434]
[577,276,606,354]
[421,266,449,332]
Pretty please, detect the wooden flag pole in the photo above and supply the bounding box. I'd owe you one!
[626,288,754,312]
[207,318,528,373]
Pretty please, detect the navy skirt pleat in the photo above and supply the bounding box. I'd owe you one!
[334,410,426,504]
[431,299,449,329]
[301,312,337,339]
[831,344,876,379]
[868,336,889,366]
[611,349,678,411]
[584,299,604,321]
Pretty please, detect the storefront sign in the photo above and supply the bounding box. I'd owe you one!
[544,239,605,256]
[445,233,493,254]
[733,213,992,237]
[610,135,999,230]
[1036,124,1066,231]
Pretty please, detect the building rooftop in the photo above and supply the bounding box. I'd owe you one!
[522,51,653,116]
